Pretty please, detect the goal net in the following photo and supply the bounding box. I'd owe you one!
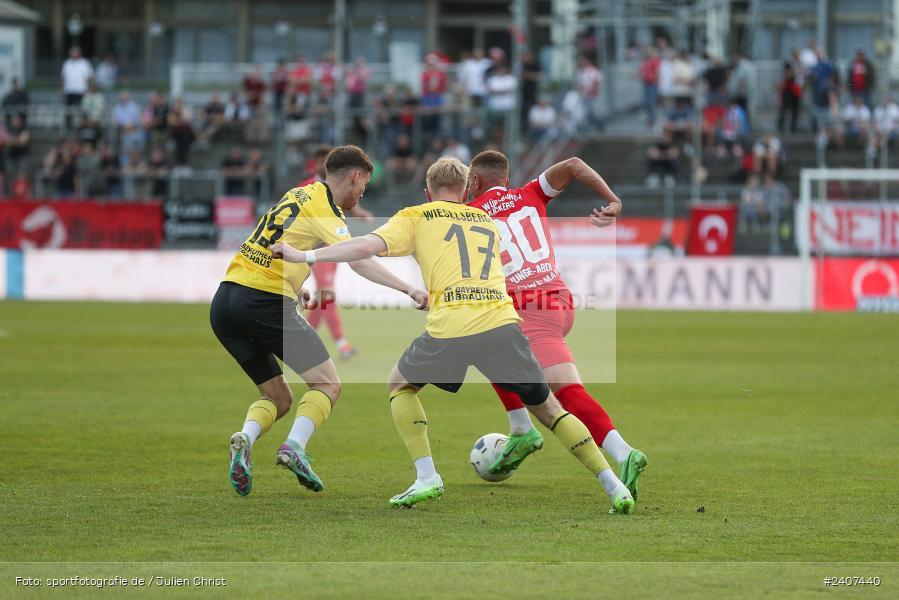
[797,168,899,312]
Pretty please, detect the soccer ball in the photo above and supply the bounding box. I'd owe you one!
[469,433,512,482]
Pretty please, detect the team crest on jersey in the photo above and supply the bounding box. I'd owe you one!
[335,226,349,236]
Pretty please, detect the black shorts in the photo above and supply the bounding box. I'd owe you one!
[397,323,551,405]
[209,281,330,385]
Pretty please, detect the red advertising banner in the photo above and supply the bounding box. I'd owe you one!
[214,196,256,228]
[549,217,689,248]
[816,258,899,311]
[687,204,737,256]
[803,202,899,255]
[0,199,163,249]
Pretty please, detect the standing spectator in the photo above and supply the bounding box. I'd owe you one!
[729,52,752,120]
[167,98,195,167]
[98,142,121,196]
[576,55,603,129]
[702,55,728,106]
[528,96,557,141]
[520,50,542,128]
[290,55,312,97]
[799,40,819,77]
[485,47,506,79]
[640,47,661,127]
[61,47,93,127]
[271,58,289,114]
[387,132,417,183]
[872,95,899,153]
[485,63,517,138]
[112,91,144,166]
[443,137,471,164]
[739,175,764,233]
[81,80,106,124]
[752,133,783,176]
[199,92,226,144]
[810,52,838,135]
[671,50,696,106]
[346,56,371,139]
[5,114,29,177]
[146,148,170,198]
[778,62,802,133]
[141,91,169,149]
[459,48,490,107]
[75,141,100,195]
[242,66,266,114]
[839,95,871,148]
[51,146,79,198]
[95,54,118,90]
[2,78,28,127]
[847,48,876,107]
[315,52,339,93]
[375,85,402,157]
[658,43,676,110]
[421,53,447,139]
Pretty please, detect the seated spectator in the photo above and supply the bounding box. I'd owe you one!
[701,103,727,150]
[311,87,335,144]
[486,64,517,139]
[662,98,694,144]
[98,142,122,196]
[752,134,783,176]
[198,92,226,145]
[387,133,417,184]
[5,114,29,177]
[873,95,899,152]
[224,92,250,124]
[778,63,802,133]
[739,174,765,233]
[839,95,871,148]
[52,147,79,199]
[645,129,680,188]
[443,137,471,164]
[78,115,103,148]
[146,148,170,198]
[284,92,311,143]
[167,98,195,167]
[2,77,28,127]
[243,66,266,114]
[559,89,584,136]
[81,80,106,125]
[221,147,247,195]
[74,142,100,195]
[761,173,791,216]
[716,100,749,156]
[528,97,558,142]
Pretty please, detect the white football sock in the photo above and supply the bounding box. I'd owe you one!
[414,456,437,480]
[287,416,316,449]
[602,430,634,466]
[241,420,262,446]
[598,468,628,497]
[507,408,534,435]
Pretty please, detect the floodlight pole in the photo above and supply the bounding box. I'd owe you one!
[333,0,347,145]
[508,0,528,176]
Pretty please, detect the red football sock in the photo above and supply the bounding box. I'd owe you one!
[306,305,322,329]
[492,383,525,411]
[321,300,345,342]
[555,383,615,446]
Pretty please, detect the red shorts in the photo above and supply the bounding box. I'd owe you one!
[311,262,337,290]
[512,289,575,369]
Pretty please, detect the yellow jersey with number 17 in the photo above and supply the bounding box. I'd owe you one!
[371,200,520,338]
[223,182,351,300]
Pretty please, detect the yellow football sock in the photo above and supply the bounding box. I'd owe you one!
[245,398,278,435]
[389,387,432,460]
[295,389,333,429]
[550,411,611,476]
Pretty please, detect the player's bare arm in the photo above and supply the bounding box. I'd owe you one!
[543,157,622,227]
[273,236,428,309]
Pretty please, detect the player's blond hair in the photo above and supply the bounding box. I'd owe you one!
[426,157,469,194]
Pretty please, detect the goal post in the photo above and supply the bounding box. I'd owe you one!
[798,168,899,311]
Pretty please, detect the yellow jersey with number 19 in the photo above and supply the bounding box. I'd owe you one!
[371,200,520,338]
[223,182,351,300]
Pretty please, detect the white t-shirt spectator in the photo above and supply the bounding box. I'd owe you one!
[577,65,602,98]
[671,58,695,98]
[444,141,472,164]
[658,55,675,98]
[459,57,490,97]
[113,100,141,128]
[874,102,899,133]
[753,136,782,156]
[529,104,557,130]
[61,58,94,95]
[842,103,871,127]
[486,73,517,112]
[800,48,819,74]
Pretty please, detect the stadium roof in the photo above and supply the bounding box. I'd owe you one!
[0,0,40,23]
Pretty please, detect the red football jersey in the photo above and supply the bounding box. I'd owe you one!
[469,172,569,301]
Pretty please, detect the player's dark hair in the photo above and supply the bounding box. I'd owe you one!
[324,145,374,176]
[470,150,509,180]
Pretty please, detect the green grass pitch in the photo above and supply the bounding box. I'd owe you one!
[1,302,897,597]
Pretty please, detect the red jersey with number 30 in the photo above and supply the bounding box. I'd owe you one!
[468,172,569,304]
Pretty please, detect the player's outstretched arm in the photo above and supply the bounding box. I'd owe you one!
[543,157,623,226]
[272,234,385,264]
[348,258,429,310]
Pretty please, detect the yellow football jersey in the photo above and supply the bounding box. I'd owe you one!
[372,200,520,338]
[223,182,351,300]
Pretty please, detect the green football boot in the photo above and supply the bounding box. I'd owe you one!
[229,432,253,496]
[618,449,648,501]
[389,474,444,507]
[276,440,324,492]
[489,428,544,474]
[609,489,635,515]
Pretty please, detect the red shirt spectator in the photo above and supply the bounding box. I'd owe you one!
[243,67,265,107]
[640,53,661,85]
[421,65,447,96]
[290,57,312,95]
[316,53,339,92]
